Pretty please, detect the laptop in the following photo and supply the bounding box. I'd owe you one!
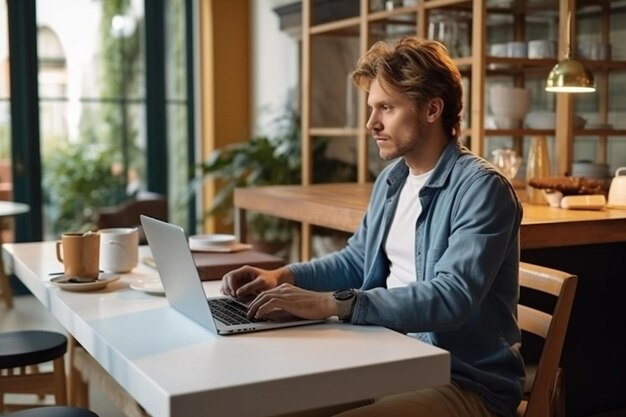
[140,215,325,335]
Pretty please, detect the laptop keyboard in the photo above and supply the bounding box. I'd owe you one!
[208,298,255,325]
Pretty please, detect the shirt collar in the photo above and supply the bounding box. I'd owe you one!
[386,139,464,193]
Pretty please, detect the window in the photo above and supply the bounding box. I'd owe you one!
[5,0,195,240]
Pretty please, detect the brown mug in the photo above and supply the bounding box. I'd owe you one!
[56,232,100,278]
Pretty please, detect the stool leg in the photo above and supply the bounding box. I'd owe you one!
[53,356,67,405]
[68,336,89,408]
[0,266,13,309]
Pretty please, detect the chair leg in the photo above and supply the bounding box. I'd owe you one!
[552,368,565,417]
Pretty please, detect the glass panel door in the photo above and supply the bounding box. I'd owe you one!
[36,0,146,238]
[0,1,16,241]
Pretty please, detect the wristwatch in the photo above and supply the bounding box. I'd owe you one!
[333,289,357,322]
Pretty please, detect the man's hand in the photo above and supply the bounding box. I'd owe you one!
[246,283,338,321]
[221,265,294,298]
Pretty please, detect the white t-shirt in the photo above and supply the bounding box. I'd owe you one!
[385,169,433,289]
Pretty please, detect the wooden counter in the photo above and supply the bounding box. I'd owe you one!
[235,183,626,416]
[234,183,626,253]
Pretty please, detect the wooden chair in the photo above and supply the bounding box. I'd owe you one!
[517,262,578,417]
[0,331,68,413]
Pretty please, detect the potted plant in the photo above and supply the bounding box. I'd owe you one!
[195,108,358,256]
[43,141,126,236]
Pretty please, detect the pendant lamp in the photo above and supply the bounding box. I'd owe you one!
[545,7,595,93]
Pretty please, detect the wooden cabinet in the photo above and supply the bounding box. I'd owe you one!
[570,1,626,172]
[296,0,625,259]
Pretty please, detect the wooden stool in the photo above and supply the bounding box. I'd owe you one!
[0,331,68,413]
[3,406,98,416]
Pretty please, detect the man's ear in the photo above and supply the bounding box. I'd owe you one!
[425,98,444,123]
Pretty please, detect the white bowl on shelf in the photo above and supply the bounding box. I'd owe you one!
[526,111,556,129]
[489,85,531,128]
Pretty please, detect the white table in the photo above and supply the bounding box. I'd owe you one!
[3,241,450,417]
[0,201,30,308]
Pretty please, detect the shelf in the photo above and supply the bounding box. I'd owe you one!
[424,0,472,10]
[309,16,361,36]
[309,127,361,137]
[486,56,558,68]
[460,128,626,138]
[454,56,559,72]
[368,5,417,22]
[485,128,555,136]
[461,128,556,137]
[579,60,626,71]
[574,129,626,136]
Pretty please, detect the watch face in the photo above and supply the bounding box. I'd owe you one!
[334,289,356,301]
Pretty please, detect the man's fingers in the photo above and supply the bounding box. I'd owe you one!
[236,277,268,298]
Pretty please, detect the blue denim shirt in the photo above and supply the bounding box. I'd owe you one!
[289,140,525,416]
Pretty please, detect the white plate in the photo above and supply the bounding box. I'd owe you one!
[130,278,165,295]
[188,242,253,253]
[50,273,120,292]
[188,234,236,247]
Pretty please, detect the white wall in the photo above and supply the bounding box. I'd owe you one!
[250,0,299,137]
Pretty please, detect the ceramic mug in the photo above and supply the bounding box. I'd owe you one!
[608,167,626,208]
[56,232,100,278]
[99,228,139,273]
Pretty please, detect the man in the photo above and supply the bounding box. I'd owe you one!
[222,37,524,417]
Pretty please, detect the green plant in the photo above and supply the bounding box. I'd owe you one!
[196,109,358,246]
[43,141,126,236]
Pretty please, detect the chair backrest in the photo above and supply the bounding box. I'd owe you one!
[518,262,578,417]
[95,193,168,244]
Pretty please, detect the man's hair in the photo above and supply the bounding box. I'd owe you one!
[352,36,463,139]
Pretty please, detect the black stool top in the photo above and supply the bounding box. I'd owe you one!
[4,406,99,417]
[0,330,67,368]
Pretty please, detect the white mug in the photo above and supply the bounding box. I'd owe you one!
[99,228,139,273]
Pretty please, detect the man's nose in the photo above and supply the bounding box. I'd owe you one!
[366,111,380,131]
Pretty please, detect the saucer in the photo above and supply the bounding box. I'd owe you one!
[129,278,165,295]
[50,273,120,292]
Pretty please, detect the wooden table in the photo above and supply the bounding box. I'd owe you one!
[234,183,626,257]
[3,242,450,417]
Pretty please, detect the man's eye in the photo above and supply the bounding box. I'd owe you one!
[382,105,391,111]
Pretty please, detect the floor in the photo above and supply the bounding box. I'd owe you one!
[1,294,127,417]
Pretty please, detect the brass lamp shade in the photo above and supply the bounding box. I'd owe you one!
[545,58,595,93]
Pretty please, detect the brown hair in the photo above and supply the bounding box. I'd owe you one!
[352,36,463,139]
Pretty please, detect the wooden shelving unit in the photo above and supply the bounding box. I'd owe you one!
[296,0,624,260]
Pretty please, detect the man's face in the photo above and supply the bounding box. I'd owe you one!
[366,78,424,162]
